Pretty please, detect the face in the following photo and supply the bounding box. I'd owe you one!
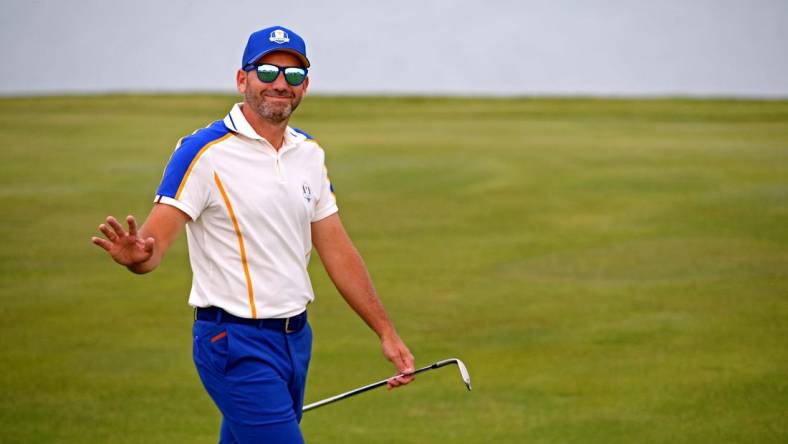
[237,51,309,124]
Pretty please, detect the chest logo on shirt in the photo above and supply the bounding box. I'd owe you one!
[302,182,313,203]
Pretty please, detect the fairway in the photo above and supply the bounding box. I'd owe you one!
[0,95,786,443]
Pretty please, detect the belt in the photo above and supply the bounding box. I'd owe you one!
[195,307,307,334]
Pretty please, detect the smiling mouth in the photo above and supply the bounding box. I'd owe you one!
[264,93,293,100]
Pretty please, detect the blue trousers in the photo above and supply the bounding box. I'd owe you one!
[193,316,312,443]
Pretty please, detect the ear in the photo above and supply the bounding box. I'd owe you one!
[236,69,247,94]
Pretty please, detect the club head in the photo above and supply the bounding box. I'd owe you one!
[436,358,472,391]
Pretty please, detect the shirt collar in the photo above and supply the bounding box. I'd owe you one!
[223,103,299,150]
[223,103,260,140]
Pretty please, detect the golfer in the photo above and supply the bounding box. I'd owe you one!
[92,25,414,443]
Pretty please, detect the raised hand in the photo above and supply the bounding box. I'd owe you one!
[92,215,155,267]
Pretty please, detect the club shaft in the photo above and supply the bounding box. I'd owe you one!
[302,362,442,412]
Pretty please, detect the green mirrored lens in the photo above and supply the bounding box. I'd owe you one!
[257,65,280,83]
[255,64,306,86]
[284,68,306,86]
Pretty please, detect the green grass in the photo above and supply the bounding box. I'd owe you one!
[0,95,786,443]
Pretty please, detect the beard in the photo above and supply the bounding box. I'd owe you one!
[245,87,302,124]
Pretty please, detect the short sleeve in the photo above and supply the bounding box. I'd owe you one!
[154,126,228,220]
[312,161,338,222]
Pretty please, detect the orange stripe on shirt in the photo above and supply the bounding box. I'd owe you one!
[213,172,257,319]
[175,133,233,200]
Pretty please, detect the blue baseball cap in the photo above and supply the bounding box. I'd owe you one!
[242,26,310,70]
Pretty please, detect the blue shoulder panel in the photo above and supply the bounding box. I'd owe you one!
[291,127,314,140]
[156,120,230,198]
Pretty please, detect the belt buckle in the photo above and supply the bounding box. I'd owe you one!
[284,317,295,334]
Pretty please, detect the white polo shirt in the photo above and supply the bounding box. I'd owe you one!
[154,103,338,319]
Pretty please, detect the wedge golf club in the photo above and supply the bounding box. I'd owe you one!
[303,358,471,413]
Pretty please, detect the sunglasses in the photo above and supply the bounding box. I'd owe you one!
[248,63,308,86]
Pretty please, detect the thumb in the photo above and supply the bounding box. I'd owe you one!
[143,237,155,254]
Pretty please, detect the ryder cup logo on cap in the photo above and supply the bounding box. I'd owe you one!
[242,25,310,69]
[269,29,290,44]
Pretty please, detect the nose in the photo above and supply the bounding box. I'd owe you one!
[270,71,290,90]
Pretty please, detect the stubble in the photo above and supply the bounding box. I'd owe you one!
[245,87,302,124]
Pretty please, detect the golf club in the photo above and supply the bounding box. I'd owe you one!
[303,358,471,413]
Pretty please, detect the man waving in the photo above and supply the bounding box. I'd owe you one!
[92,25,414,444]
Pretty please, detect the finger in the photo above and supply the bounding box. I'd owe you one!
[390,375,410,387]
[395,371,415,385]
[143,237,154,254]
[106,216,126,238]
[127,215,138,237]
[398,374,415,385]
[92,236,112,251]
[395,351,415,385]
[387,367,413,389]
[395,349,414,374]
[398,369,415,380]
[99,224,117,241]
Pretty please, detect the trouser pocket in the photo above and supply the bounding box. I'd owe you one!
[193,321,230,375]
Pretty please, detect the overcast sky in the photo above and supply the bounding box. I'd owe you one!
[2,0,787,97]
